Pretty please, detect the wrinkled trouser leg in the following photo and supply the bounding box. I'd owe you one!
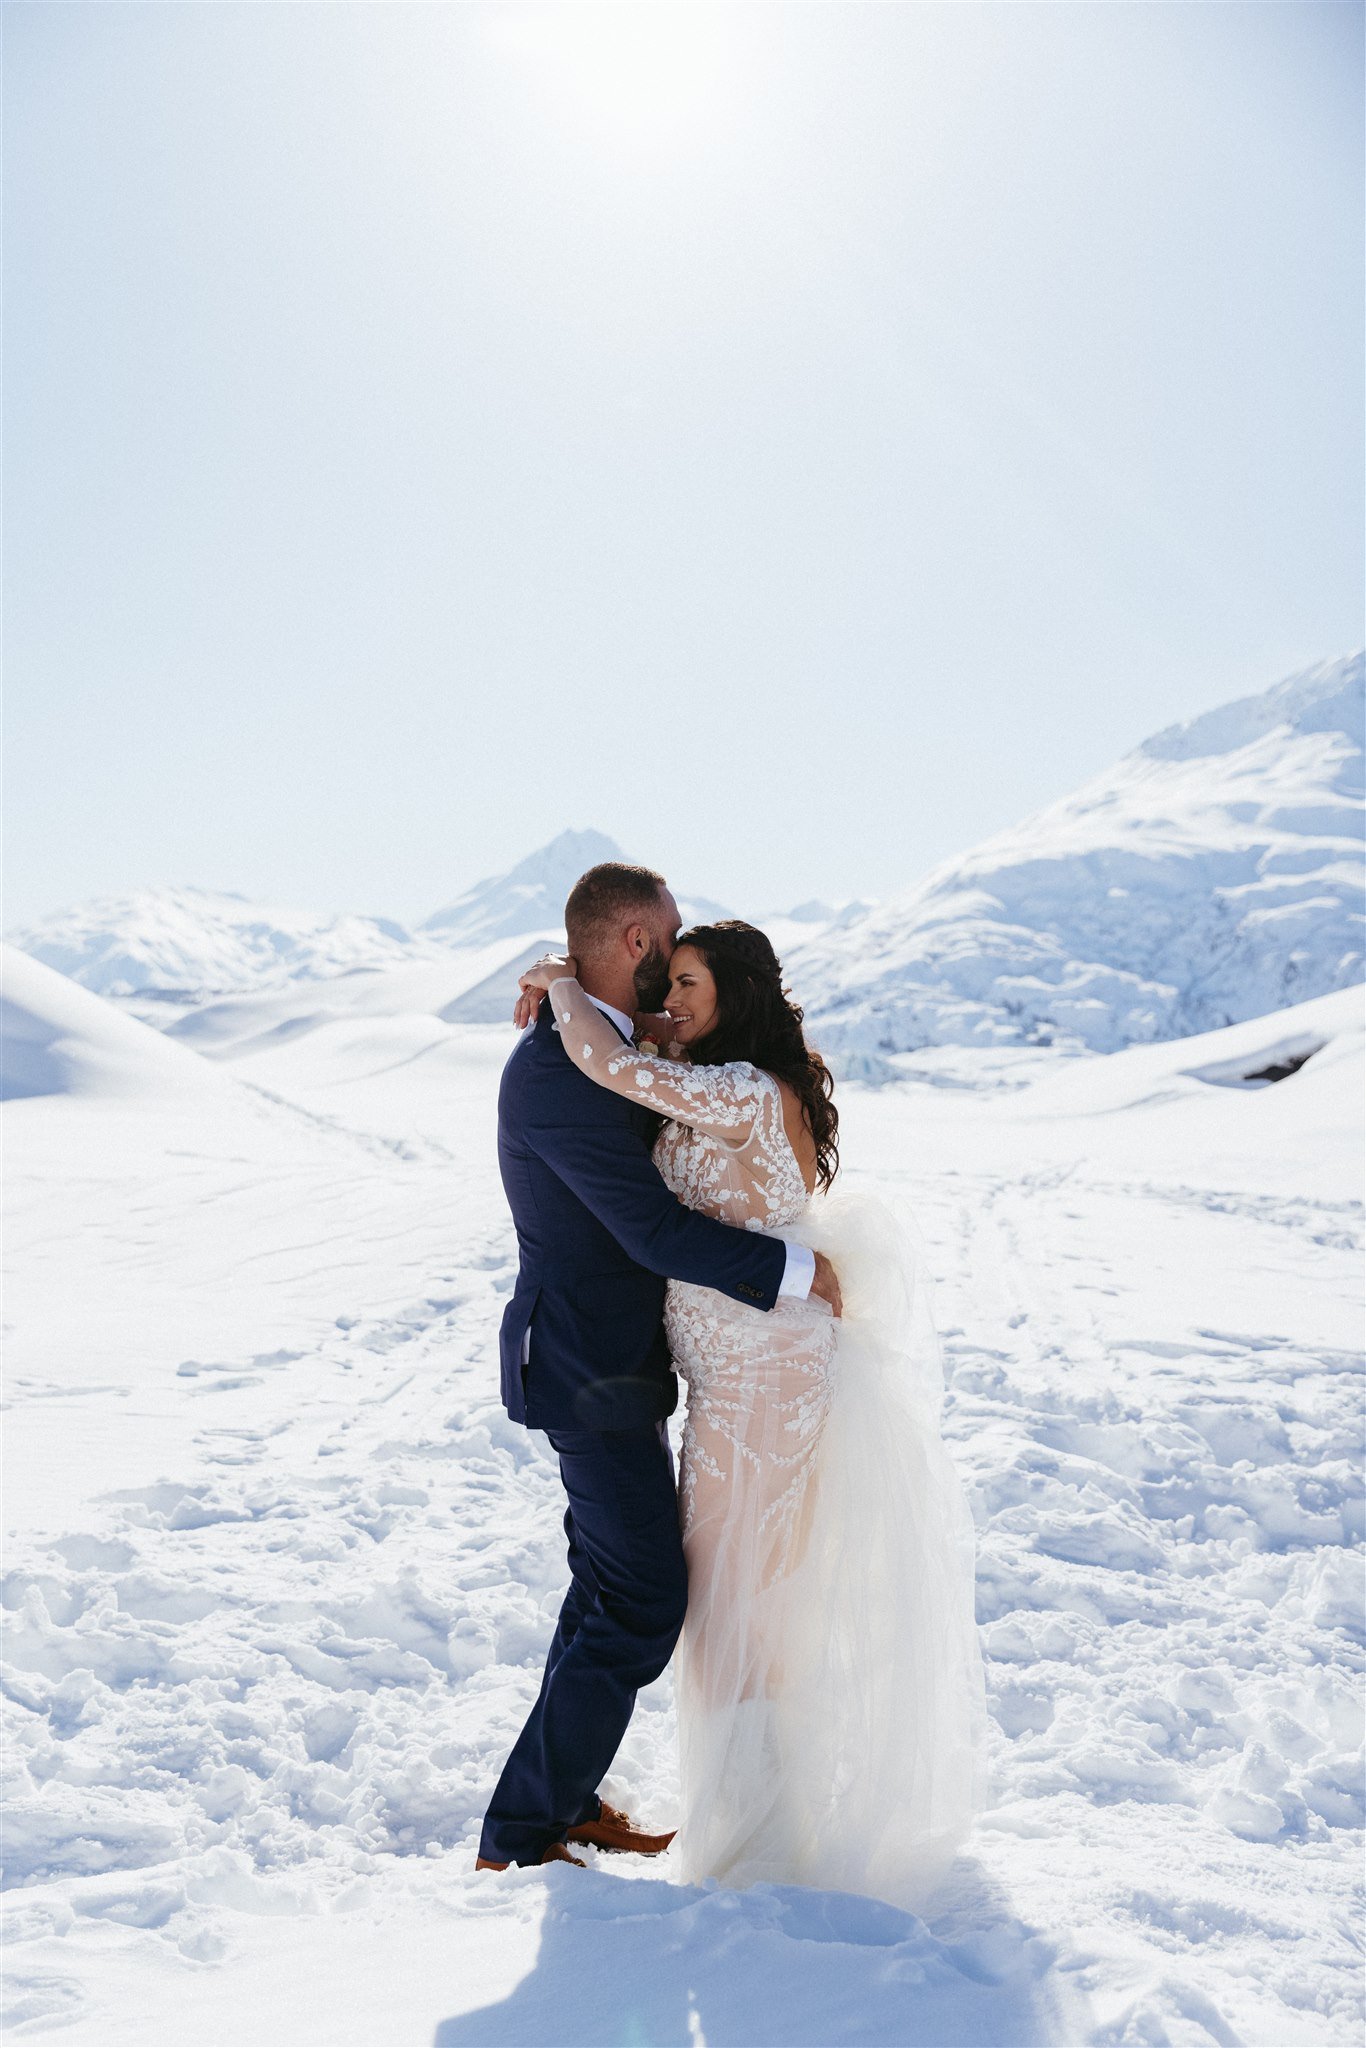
[478,1423,687,1867]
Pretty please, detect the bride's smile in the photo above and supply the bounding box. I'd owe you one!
[664,946,718,1046]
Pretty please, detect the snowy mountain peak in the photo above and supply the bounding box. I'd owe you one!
[420,828,625,942]
[1139,650,1364,764]
[792,650,1364,1068]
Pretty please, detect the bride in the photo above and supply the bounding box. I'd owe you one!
[516,921,990,1912]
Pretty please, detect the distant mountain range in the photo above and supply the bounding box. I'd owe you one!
[8,651,1362,1066]
[5,829,740,1006]
[5,887,437,1002]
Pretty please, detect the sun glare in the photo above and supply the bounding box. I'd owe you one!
[487,4,749,149]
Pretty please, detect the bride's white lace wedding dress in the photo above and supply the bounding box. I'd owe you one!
[548,976,990,1911]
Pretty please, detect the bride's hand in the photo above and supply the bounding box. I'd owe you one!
[512,954,577,1030]
[520,952,577,993]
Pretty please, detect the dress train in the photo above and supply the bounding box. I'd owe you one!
[673,1190,992,1912]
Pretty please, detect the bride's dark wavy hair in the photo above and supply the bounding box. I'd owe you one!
[674,921,840,1192]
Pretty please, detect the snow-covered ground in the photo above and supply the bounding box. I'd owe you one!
[3,945,1362,2047]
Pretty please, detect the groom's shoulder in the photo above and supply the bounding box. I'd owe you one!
[501,1018,630,1130]
[500,1020,556,1100]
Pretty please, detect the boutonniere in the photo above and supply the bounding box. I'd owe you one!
[634,1032,689,1062]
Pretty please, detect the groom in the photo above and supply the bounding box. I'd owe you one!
[476,860,841,1870]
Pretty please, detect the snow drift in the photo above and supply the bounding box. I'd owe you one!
[0,946,235,1102]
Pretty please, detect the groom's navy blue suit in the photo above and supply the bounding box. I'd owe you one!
[479,996,787,1866]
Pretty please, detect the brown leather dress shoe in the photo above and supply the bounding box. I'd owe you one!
[565,1801,676,1855]
[474,1842,586,1872]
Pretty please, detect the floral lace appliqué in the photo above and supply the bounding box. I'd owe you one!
[654,1072,837,1566]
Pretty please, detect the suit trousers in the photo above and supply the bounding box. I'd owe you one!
[478,1421,688,1866]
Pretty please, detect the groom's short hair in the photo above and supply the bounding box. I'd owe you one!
[565,861,668,958]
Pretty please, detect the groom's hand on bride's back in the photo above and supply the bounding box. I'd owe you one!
[810,1251,843,1319]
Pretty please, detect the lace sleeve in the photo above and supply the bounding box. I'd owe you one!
[549,977,767,1146]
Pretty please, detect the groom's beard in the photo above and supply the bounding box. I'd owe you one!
[633,942,670,1013]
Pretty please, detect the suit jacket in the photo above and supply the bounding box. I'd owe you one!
[496,998,787,1431]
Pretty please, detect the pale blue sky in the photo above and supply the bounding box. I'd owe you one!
[6,2,1362,929]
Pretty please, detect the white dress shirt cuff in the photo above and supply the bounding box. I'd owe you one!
[777,1241,816,1300]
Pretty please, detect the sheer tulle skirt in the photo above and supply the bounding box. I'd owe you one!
[667,1191,991,1912]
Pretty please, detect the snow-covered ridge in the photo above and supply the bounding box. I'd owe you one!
[0,945,237,1102]
[793,650,1364,1068]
